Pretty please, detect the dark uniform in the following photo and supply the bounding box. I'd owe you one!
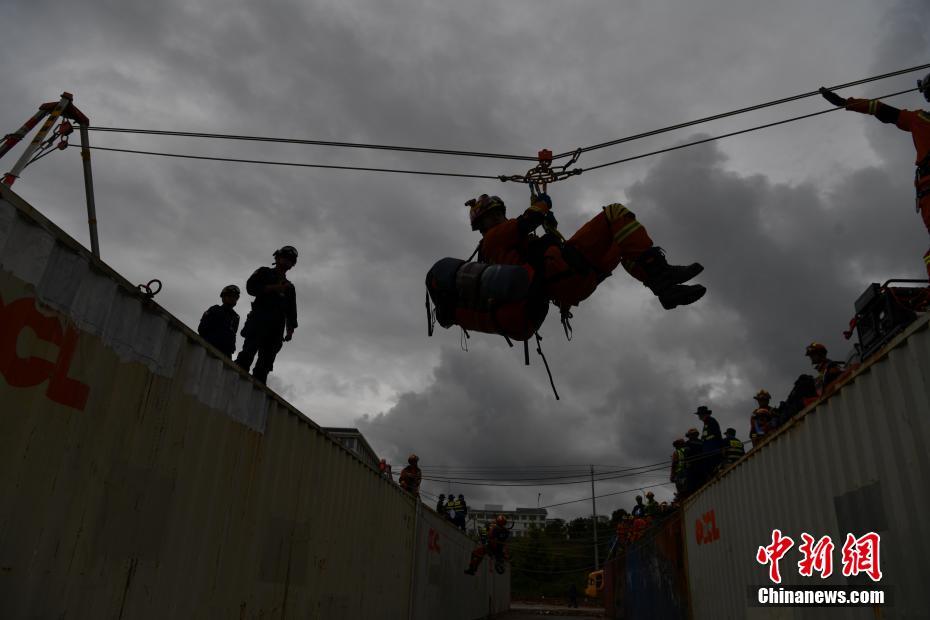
[236,266,297,383]
[198,304,239,357]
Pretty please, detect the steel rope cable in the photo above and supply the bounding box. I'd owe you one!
[77,145,500,180]
[82,63,929,167]
[582,87,917,174]
[84,126,536,162]
[551,61,930,159]
[79,87,915,183]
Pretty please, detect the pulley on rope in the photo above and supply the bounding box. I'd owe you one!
[498,148,584,195]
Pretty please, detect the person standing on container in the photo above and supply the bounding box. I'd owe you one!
[695,405,723,475]
[198,284,241,358]
[398,454,422,497]
[235,246,298,384]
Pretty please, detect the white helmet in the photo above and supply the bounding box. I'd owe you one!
[918,71,930,103]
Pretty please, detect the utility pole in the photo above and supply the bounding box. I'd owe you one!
[591,465,599,569]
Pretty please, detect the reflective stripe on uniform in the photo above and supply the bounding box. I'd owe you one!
[603,203,630,222]
[614,220,643,244]
[868,100,879,115]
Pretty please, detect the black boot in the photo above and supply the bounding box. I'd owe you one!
[637,247,706,309]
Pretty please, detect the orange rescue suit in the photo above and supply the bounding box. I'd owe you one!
[480,202,654,311]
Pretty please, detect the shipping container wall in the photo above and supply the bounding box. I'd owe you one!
[0,188,508,619]
[603,511,690,620]
[682,315,930,620]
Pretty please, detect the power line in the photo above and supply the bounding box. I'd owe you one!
[583,87,916,174]
[79,145,500,180]
[552,61,930,159]
[541,481,673,510]
[85,126,537,162]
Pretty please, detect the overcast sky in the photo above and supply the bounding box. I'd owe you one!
[2,0,928,520]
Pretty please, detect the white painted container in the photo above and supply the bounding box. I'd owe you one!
[682,313,930,619]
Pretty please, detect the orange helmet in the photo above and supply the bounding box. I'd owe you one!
[754,389,771,400]
[495,515,507,527]
[686,428,699,437]
[407,454,419,464]
[805,342,827,357]
[466,194,506,230]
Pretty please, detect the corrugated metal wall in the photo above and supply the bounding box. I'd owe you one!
[604,512,690,620]
[682,314,930,619]
[0,186,508,619]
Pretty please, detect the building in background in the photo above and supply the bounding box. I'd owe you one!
[322,427,380,470]
[468,505,550,538]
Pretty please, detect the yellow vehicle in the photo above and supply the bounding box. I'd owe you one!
[584,569,604,598]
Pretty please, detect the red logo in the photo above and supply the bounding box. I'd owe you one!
[841,532,882,582]
[798,533,835,578]
[695,509,720,545]
[0,295,89,410]
[756,529,795,584]
[428,528,441,553]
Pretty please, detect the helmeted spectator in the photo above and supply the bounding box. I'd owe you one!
[684,428,704,494]
[198,284,240,357]
[644,491,659,516]
[805,342,844,396]
[436,494,447,515]
[398,454,422,496]
[724,428,746,464]
[378,458,392,480]
[695,406,723,475]
[453,494,468,531]
[631,495,646,517]
[236,246,298,384]
[750,389,775,447]
[670,438,688,496]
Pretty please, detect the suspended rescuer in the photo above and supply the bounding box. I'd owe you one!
[398,454,422,496]
[198,284,240,358]
[235,246,298,384]
[465,515,510,575]
[821,76,930,277]
[804,342,844,396]
[468,193,706,315]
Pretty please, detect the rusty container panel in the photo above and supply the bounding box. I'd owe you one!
[0,187,505,618]
[603,512,690,619]
[682,315,930,619]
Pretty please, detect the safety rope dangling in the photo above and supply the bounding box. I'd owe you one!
[425,289,435,337]
[534,331,560,400]
[560,308,574,341]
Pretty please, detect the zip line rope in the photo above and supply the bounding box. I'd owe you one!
[85,126,536,162]
[583,87,917,174]
[79,145,500,180]
[82,63,929,166]
[551,61,930,159]
[79,88,916,183]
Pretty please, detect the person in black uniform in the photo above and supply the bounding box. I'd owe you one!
[197,284,241,357]
[235,246,298,384]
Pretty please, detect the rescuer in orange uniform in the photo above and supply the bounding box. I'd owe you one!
[467,193,706,313]
[821,74,930,277]
[398,454,422,496]
[465,515,510,575]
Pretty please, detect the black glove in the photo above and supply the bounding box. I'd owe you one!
[544,210,558,229]
[819,87,847,107]
[532,192,552,210]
